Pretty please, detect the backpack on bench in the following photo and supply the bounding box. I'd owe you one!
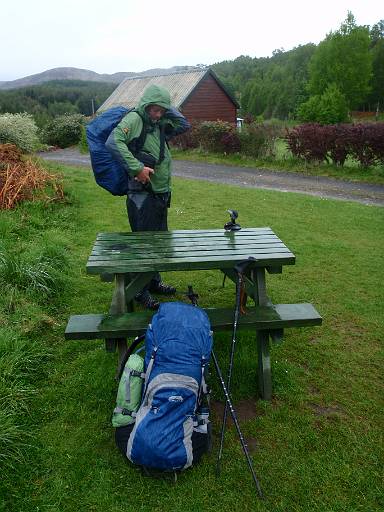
[114,302,213,472]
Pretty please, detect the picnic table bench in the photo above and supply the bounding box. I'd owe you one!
[65,227,322,400]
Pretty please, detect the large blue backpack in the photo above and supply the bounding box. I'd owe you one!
[126,302,213,471]
[86,107,146,196]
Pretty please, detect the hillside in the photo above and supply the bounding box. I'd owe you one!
[0,65,200,90]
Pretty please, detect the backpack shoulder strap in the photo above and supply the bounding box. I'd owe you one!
[132,110,147,153]
[157,123,166,165]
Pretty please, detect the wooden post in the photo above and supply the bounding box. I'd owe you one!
[106,274,127,372]
[257,330,272,400]
[251,267,272,400]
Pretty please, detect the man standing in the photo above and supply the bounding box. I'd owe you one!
[106,84,190,309]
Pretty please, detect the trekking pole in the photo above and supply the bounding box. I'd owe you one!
[185,285,263,498]
[211,350,263,498]
[216,257,256,475]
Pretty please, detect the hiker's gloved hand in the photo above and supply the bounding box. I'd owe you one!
[135,166,154,185]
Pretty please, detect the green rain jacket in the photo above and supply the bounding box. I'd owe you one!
[107,85,189,194]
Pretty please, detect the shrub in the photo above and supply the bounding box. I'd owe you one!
[239,122,280,158]
[195,120,240,153]
[243,113,255,124]
[327,124,351,166]
[220,130,241,153]
[286,122,384,167]
[286,124,330,162]
[369,123,384,164]
[0,113,41,153]
[347,123,384,167]
[78,124,89,153]
[297,84,349,125]
[41,113,84,148]
[170,121,200,150]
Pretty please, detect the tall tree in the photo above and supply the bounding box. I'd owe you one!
[308,12,372,109]
[368,20,384,110]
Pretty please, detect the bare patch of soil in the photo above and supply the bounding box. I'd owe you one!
[210,398,263,423]
[308,402,347,418]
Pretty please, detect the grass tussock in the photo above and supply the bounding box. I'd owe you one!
[0,330,50,469]
[0,247,67,298]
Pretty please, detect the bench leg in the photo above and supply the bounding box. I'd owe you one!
[106,274,127,370]
[257,330,272,401]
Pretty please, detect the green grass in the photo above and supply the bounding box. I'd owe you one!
[1,163,383,511]
[173,141,384,185]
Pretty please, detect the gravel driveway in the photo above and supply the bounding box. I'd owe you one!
[38,147,384,207]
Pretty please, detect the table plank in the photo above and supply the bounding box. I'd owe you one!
[86,251,295,273]
[92,236,282,251]
[96,227,275,240]
[91,243,289,259]
[89,247,293,262]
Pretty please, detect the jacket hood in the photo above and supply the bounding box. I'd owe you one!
[137,85,171,117]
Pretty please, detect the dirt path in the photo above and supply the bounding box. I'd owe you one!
[38,147,384,207]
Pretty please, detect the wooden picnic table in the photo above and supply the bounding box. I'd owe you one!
[66,227,322,400]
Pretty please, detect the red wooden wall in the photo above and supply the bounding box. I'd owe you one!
[180,74,237,124]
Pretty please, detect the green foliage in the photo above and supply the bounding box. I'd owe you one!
[215,44,316,120]
[78,124,89,153]
[368,21,384,110]
[308,12,372,110]
[214,15,383,118]
[0,80,116,127]
[297,84,349,124]
[41,113,84,148]
[0,112,42,152]
[238,121,281,158]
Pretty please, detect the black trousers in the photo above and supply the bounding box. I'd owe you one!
[126,191,170,289]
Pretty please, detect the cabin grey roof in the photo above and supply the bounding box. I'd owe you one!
[98,69,238,111]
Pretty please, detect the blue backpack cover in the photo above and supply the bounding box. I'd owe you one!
[126,302,212,471]
[86,106,132,196]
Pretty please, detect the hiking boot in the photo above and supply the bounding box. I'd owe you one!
[149,281,177,295]
[134,291,160,310]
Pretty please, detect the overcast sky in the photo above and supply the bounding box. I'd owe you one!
[1,0,382,81]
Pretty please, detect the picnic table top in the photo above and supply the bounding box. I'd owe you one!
[86,227,295,274]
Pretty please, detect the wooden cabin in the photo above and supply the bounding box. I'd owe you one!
[98,68,239,124]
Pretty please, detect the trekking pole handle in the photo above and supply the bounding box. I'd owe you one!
[234,256,257,275]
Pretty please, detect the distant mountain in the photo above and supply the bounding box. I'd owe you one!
[0,65,201,90]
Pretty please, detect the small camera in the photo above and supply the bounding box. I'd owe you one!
[224,209,241,231]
